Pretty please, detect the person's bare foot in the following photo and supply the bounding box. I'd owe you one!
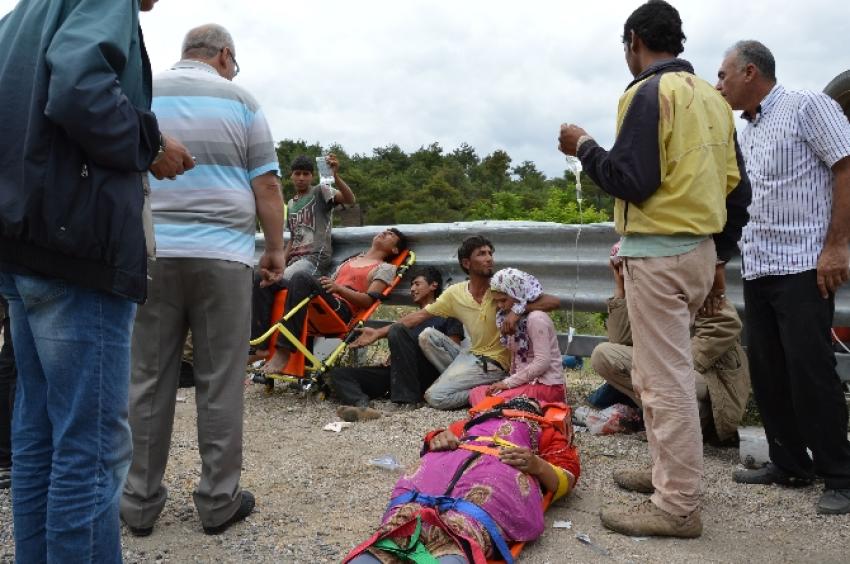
[261,350,289,375]
[247,349,269,365]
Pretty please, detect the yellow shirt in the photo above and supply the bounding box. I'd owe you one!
[425,282,510,370]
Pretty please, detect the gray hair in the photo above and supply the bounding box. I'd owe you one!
[181,24,235,59]
[728,40,776,82]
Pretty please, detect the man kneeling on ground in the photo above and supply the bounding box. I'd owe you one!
[591,242,751,450]
[332,266,464,422]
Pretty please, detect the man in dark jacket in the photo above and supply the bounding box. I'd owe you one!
[0,0,193,561]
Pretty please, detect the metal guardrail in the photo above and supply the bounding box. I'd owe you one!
[256,220,850,380]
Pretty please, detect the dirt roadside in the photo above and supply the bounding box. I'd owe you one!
[1,372,849,563]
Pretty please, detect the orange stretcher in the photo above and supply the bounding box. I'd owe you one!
[468,396,569,564]
[344,396,574,563]
[249,249,415,392]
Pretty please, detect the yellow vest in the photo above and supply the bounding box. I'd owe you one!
[614,71,741,235]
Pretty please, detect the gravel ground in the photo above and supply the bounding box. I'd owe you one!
[1,369,849,564]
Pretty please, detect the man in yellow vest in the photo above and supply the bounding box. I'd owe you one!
[558,0,750,538]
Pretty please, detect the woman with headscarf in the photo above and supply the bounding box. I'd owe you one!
[468,268,566,406]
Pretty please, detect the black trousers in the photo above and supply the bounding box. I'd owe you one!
[331,324,439,406]
[0,298,16,468]
[251,271,351,353]
[250,271,282,348]
[744,270,850,489]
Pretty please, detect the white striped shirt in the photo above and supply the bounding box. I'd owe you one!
[738,84,850,280]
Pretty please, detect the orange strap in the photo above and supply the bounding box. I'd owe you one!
[458,444,501,457]
[458,434,521,458]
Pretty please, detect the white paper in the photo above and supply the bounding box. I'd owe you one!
[323,421,353,433]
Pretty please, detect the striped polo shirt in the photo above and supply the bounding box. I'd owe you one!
[739,84,850,280]
[149,60,279,265]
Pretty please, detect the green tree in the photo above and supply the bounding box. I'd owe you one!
[271,138,614,226]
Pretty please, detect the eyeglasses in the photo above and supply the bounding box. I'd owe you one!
[221,47,239,77]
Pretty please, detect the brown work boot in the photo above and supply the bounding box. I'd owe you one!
[601,499,702,538]
[613,468,654,494]
[336,405,382,422]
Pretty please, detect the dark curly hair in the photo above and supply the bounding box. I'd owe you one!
[387,227,408,259]
[411,266,444,297]
[622,0,686,56]
[289,154,314,174]
[457,235,494,274]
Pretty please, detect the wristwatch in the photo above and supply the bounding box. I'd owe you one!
[152,134,167,165]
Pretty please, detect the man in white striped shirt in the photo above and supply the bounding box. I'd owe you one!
[716,40,850,514]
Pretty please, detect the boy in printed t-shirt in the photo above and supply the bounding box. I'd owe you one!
[251,154,355,358]
[284,153,355,277]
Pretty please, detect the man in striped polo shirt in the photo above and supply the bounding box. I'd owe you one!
[717,40,850,514]
[121,24,286,536]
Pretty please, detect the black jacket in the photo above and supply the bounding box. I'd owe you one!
[0,0,160,302]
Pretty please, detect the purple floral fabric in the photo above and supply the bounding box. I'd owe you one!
[384,415,546,555]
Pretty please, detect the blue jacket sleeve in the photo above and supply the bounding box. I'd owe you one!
[577,77,663,204]
[43,0,159,172]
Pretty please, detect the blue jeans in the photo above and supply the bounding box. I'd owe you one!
[0,273,135,564]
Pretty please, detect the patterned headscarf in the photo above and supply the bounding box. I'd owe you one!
[490,268,543,363]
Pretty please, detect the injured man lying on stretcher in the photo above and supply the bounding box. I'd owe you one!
[250,228,408,383]
[344,396,581,564]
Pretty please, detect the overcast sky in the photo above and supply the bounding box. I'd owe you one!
[2,0,847,178]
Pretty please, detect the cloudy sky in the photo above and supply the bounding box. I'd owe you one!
[2,0,847,178]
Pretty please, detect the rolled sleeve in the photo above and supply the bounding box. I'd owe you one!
[799,93,850,168]
[369,263,397,286]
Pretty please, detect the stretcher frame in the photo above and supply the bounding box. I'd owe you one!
[249,250,415,392]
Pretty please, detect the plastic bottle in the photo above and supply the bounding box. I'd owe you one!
[315,155,335,185]
[368,455,402,471]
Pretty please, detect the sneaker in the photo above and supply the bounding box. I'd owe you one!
[203,490,255,535]
[0,466,10,489]
[336,405,382,422]
[613,468,653,494]
[601,499,702,538]
[816,489,850,515]
[733,463,812,487]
